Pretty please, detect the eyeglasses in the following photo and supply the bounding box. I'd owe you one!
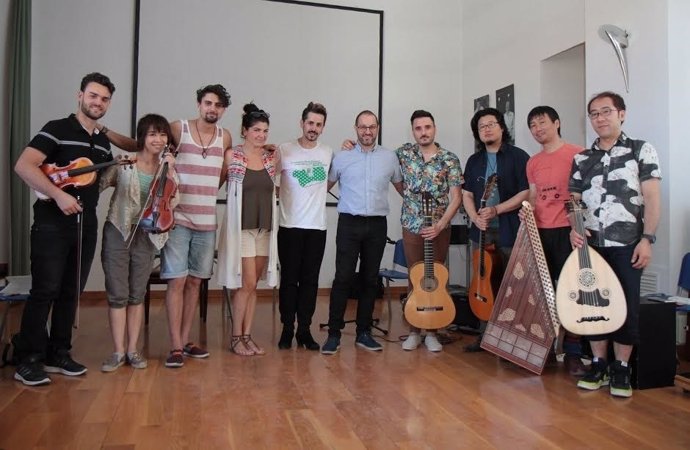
[357,125,378,132]
[478,121,498,131]
[587,107,618,120]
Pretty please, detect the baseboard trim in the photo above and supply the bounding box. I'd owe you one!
[81,286,409,302]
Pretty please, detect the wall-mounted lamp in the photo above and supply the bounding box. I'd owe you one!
[598,25,630,93]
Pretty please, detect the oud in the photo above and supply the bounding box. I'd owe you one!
[556,197,626,335]
[404,193,456,330]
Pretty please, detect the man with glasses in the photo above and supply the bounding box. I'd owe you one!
[101,84,233,368]
[321,110,403,354]
[462,107,530,352]
[521,105,586,376]
[570,91,661,398]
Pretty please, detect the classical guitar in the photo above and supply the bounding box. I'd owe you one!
[468,174,500,321]
[555,197,626,335]
[404,192,456,330]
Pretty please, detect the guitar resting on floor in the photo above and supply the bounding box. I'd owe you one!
[468,174,501,321]
[404,192,456,330]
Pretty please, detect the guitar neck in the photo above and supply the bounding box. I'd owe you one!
[423,215,435,279]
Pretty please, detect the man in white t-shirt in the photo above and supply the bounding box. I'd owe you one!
[276,102,333,351]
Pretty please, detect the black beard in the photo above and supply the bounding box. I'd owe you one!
[81,104,104,121]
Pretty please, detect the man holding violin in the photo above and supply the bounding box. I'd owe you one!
[13,72,116,386]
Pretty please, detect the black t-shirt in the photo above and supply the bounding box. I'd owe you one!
[30,114,112,227]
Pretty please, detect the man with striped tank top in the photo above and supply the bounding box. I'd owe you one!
[100,84,233,368]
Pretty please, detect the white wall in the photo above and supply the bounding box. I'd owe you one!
[461,0,686,292]
[541,44,586,147]
[584,0,672,290]
[668,0,690,289]
[461,0,585,158]
[26,0,463,291]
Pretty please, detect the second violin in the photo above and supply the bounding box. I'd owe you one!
[139,146,179,234]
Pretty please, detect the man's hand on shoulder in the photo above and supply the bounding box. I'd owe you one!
[341,139,356,151]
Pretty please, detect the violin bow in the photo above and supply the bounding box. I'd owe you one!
[73,196,83,329]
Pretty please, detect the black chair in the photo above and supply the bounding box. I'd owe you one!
[379,239,408,332]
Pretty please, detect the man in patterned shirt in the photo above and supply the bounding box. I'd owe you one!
[569,91,661,398]
[397,110,463,352]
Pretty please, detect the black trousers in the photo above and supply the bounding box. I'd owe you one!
[327,214,387,336]
[277,226,327,331]
[17,220,97,360]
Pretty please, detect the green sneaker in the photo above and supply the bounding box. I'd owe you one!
[609,361,633,398]
[577,359,609,390]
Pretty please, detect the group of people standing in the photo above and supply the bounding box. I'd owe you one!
[10,72,660,400]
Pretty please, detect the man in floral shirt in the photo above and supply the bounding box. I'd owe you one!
[397,110,463,352]
[569,91,661,398]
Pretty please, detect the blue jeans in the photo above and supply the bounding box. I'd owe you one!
[17,220,97,360]
[327,214,387,336]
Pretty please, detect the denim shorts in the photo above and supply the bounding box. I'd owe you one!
[160,225,216,279]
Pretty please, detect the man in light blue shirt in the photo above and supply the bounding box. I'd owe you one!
[321,110,402,354]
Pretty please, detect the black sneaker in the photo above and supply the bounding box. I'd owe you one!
[44,351,87,376]
[355,332,383,352]
[14,356,51,386]
[577,359,609,391]
[609,360,633,398]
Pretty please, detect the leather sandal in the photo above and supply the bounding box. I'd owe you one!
[230,335,254,356]
[241,335,265,355]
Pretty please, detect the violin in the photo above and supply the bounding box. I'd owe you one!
[139,146,178,234]
[36,156,134,200]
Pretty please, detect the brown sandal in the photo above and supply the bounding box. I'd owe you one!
[230,335,254,356]
[241,335,265,355]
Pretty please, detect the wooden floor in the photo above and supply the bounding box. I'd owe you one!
[1,295,690,450]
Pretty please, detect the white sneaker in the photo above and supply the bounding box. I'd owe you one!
[424,333,443,352]
[402,332,422,350]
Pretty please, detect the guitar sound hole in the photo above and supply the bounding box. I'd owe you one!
[577,269,597,288]
[423,277,438,292]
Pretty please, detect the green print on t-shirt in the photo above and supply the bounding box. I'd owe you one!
[292,166,326,187]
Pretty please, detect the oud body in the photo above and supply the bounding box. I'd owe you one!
[556,197,627,335]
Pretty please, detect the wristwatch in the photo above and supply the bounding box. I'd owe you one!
[641,233,656,244]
